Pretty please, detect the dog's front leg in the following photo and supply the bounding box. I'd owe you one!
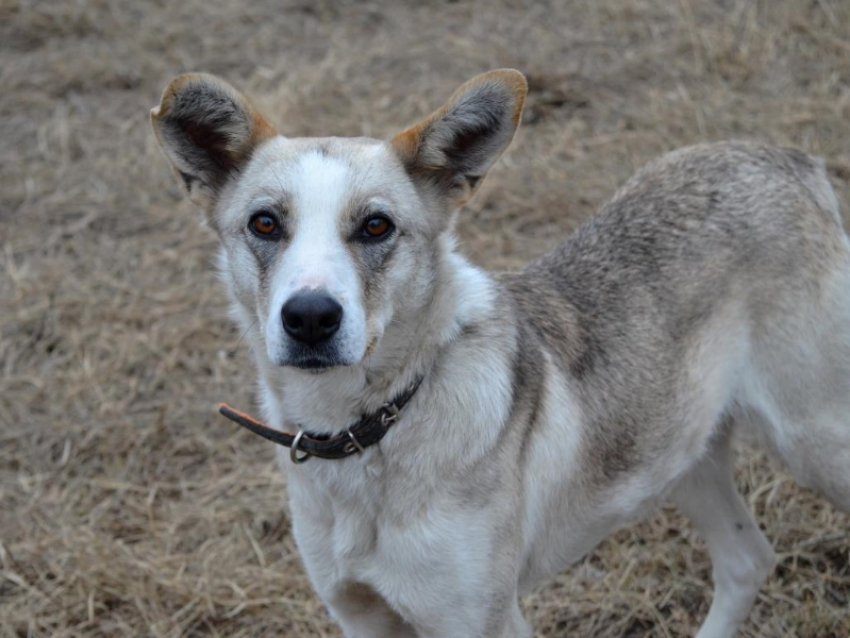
[325,581,418,638]
[322,510,531,638]
[328,588,529,638]
[322,563,530,638]
[410,592,530,638]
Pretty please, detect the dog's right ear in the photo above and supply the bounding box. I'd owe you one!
[150,73,277,212]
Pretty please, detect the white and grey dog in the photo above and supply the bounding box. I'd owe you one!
[151,69,850,638]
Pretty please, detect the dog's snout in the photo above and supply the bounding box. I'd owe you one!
[282,291,343,346]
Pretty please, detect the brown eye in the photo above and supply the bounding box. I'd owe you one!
[362,215,394,240]
[249,212,280,238]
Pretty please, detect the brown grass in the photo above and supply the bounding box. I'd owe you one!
[2,0,849,636]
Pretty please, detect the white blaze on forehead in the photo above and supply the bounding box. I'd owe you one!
[262,148,369,364]
[285,150,353,290]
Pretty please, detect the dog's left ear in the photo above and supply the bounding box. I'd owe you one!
[391,69,527,207]
[150,73,277,213]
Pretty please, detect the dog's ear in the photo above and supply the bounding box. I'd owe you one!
[391,69,526,207]
[150,73,277,211]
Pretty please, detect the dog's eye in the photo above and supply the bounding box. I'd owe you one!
[249,212,281,239]
[361,215,394,240]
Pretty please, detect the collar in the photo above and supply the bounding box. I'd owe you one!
[218,376,423,464]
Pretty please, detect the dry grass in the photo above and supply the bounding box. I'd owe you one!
[2,0,849,636]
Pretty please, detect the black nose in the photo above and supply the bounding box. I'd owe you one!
[281,291,343,346]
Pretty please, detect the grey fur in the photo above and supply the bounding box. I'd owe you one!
[507,141,849,493]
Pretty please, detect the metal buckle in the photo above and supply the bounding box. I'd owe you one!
[381,403,400,427]
[290,429,311,464]
[343,428,366,455]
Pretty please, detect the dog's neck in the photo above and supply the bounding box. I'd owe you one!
[249,235,499,437]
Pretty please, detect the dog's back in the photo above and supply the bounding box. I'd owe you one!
[505,141,850,508]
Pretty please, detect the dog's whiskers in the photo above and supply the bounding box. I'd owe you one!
[234,318,259,349]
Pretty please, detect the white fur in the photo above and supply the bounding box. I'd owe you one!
[275,254,527,638]
[262,151,369,365]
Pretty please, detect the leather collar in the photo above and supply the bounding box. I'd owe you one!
[218,376,423,464]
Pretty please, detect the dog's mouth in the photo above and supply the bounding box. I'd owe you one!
[289,356,342,373]
[268,329,371,372]
[279,343,353,372]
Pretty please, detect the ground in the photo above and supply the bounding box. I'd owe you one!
[1,0,849,636]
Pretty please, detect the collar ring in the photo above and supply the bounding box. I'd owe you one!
[344,428,366,455]
[381,403,400,427]
[290,429,311,464]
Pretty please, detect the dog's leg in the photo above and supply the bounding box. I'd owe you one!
[332,608,417,638]
[414,596,530,638]
[671,431,775,638]
[501,599,533,638]
[327,582,418,638]
[329,587,529,638]
[767,398,850,513]
[774,411,850,513]
[748,265,850,513]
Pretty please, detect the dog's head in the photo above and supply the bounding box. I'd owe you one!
[151,71,526,371]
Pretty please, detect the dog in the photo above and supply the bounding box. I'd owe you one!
[151,69,850,638]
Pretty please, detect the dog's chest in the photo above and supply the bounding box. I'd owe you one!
[284,450,501,610]
[285,452,399,577]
